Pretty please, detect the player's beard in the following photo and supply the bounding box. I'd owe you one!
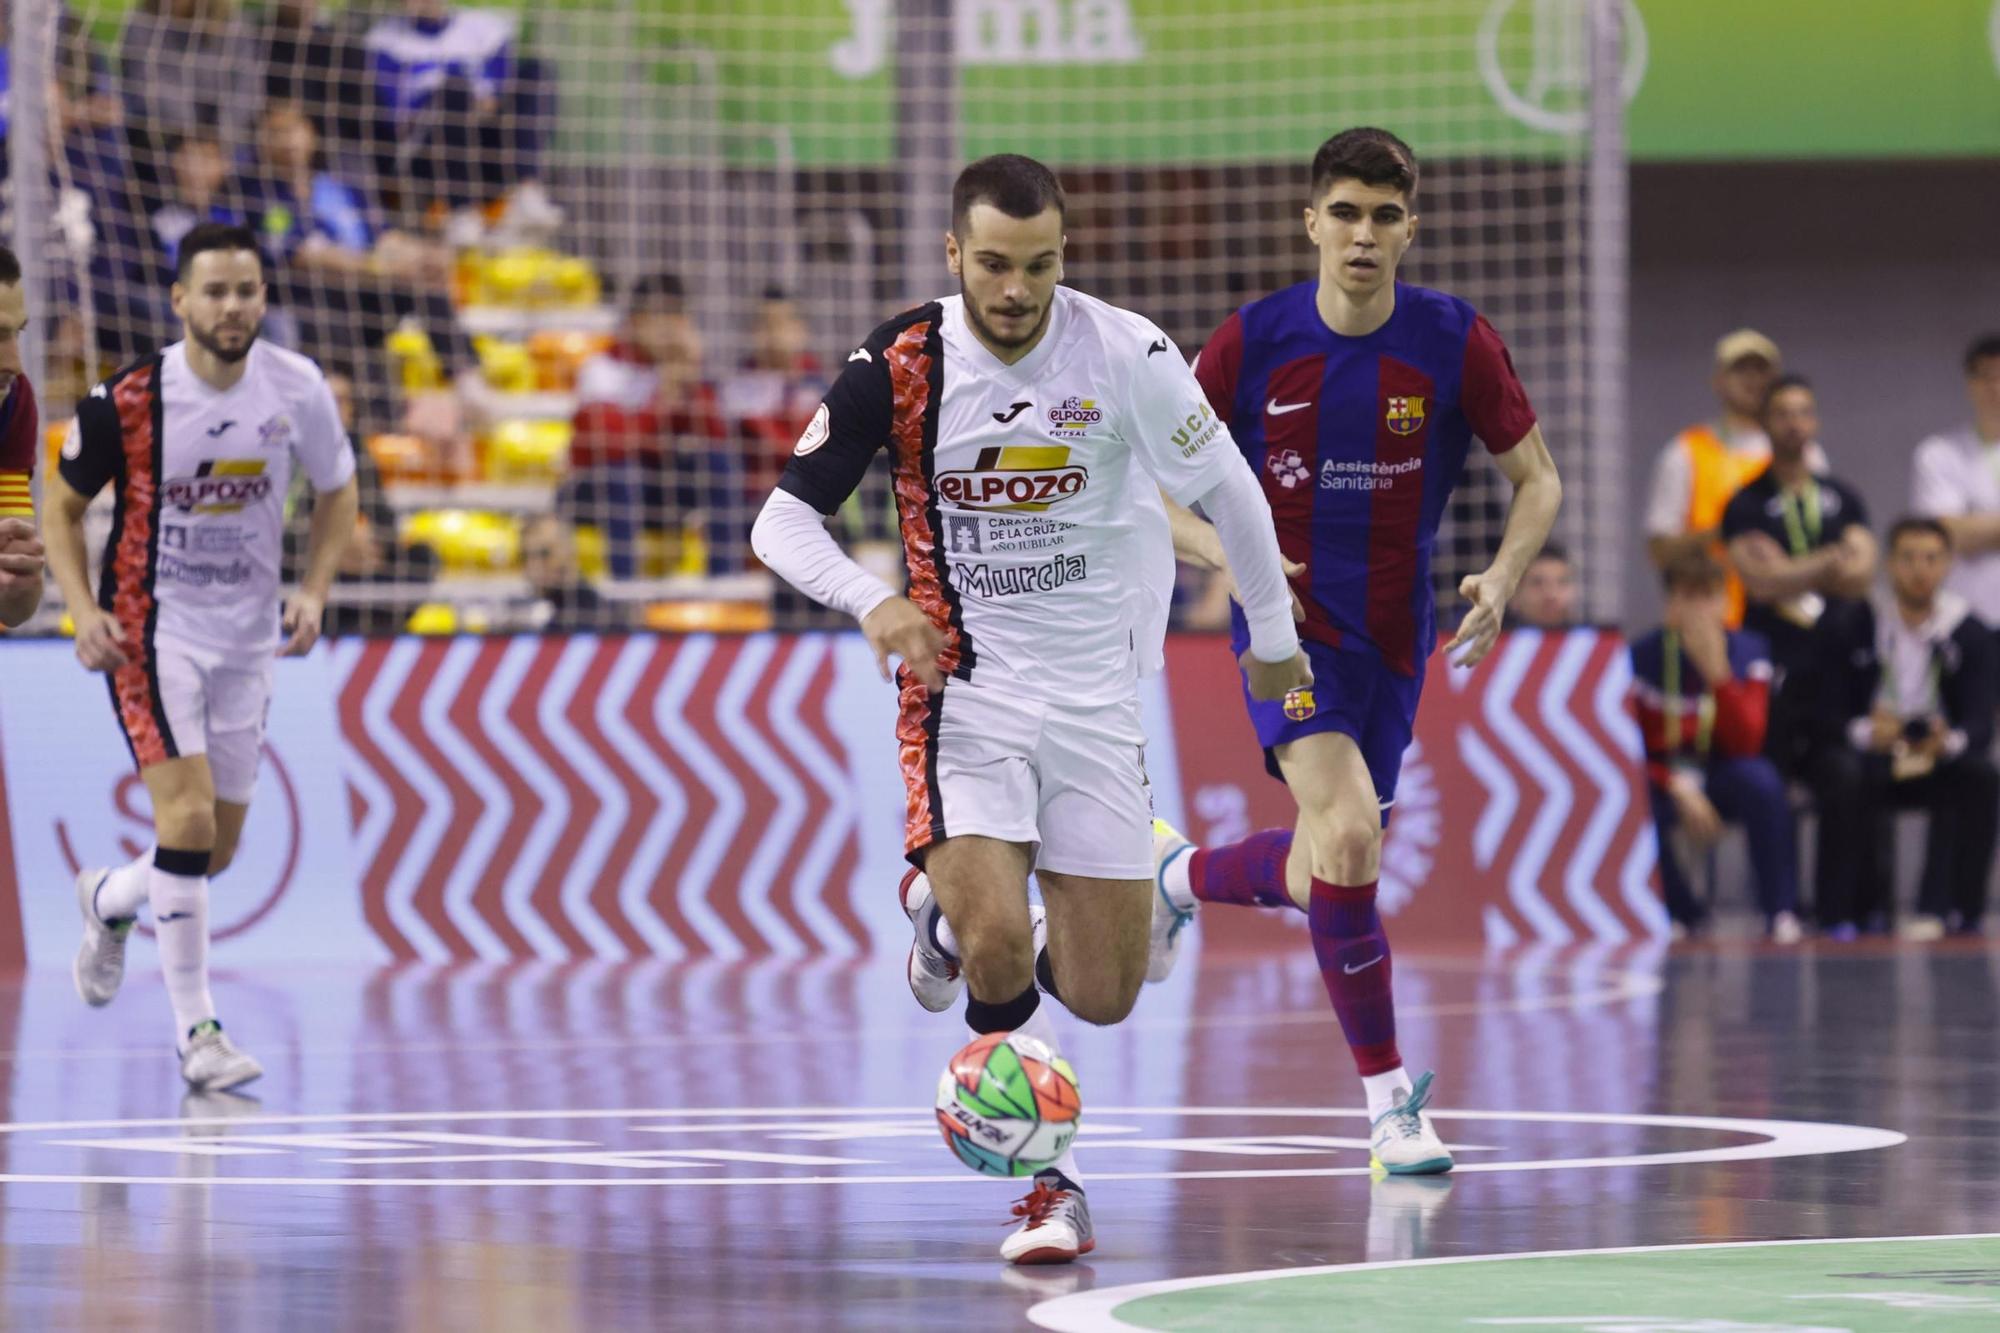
[959,279,1049,353]
[189,315,263,365]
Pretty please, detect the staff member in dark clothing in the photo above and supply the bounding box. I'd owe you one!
[1813,518,1997,939]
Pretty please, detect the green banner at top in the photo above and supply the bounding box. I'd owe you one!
[661,0,2000,167]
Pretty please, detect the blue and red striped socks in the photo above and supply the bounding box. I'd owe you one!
[1306,877,1401,1077]
[1187,829,1299,910]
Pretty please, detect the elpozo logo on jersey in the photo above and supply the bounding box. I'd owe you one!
[1385,395,1426,436]
[162,459,272,514]
[1046,395,1103,435]
[937,446,1088,512]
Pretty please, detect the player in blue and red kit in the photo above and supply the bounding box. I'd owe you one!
[1150,128,1563,1173]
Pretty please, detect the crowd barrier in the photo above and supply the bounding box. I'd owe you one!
[0,630,1663,965]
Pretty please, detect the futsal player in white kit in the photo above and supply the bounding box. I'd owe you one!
[42,223,358,1092]
[752,156,1308,1263]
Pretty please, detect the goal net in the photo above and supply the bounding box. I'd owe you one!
[6,0,1621,636]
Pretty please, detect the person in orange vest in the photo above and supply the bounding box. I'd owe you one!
[1644,329,1821,627]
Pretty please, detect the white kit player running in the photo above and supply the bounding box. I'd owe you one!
[41,223,358,1093]
[752,155,1308,1264]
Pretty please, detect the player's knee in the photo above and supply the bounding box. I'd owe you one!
[954,913,1035,997]
[154,796,216,851]
[1301,808,1380,878]
[1060,967,1143,1027]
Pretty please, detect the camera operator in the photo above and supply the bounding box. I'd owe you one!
[1814,517,1997,938]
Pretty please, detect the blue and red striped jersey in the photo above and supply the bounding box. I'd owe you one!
[1194,281,1537,675]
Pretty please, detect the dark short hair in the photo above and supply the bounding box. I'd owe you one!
[627,272,686,313]
[1531,542,1572,569]
[1888,516,1952,553]
[759,286,791,304]
[1661,549,1727,596]
[1760,373,1814,417]
[1310,126,1418,203]
[176,222,264,283]
[951,154,1066,235]
[0,244,19,287]
[1965,333,2000,376]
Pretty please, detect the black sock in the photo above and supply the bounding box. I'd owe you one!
[964,982,1040,1035]
[1034,945,1062,1003]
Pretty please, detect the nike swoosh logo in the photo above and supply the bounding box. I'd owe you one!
[1267,399,1312,416]
[1147,338,1168,357]
[158,911,195,923]
[848,348,872,363]
[1343,955,1383,975]
[993,401,1031,424]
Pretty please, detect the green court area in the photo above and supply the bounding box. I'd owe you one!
[1045,1235,2000,1332]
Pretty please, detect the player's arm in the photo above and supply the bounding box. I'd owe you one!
[1159,489,1304,620]
[751,326,945,692]
[0,377,43,628]
[1446,424,1562,667]
[41,407,132,668]
[283,376,362,656]
[1123,321,1305,699]
[1446,315,1562,667]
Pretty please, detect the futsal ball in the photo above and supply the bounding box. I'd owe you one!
[934,1030,1082,1178]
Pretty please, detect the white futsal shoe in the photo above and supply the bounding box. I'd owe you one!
[1146,819,1198,983]
[180,1022,264,1093]
[901,869,1047,1013]
[1001,1171,1095,1265]
[73,868,133,1008]
[1369,1070,1454,1175]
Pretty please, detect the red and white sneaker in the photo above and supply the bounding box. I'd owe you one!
[901,869,963,1013]
[1001,1172,1095,1265]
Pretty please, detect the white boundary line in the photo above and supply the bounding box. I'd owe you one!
[0,1106,1903,1189]
[1027,1231,2000,1332]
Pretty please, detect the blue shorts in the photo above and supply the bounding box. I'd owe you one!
[1237,637,1424,826]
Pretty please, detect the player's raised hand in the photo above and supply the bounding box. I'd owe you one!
[71,605,131,671]
[1240,647,1312,702]
[280,591,326,657]
[1445,570,1510,668]
[863,596,948,695]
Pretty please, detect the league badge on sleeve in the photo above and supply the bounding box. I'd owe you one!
[795,403,831,456]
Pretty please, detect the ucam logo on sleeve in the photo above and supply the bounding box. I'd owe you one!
[1172,402,1220,458]
[936,445,1089,512]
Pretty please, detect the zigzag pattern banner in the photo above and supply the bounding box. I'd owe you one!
[0,631,1663,963]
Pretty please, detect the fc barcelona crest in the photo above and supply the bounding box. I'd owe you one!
[1385,396,1426,436]
[1283,687,1317,722]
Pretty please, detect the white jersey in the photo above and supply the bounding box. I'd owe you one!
[777,287,1241,705]
[60,340,356,656]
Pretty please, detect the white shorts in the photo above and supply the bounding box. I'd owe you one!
[896,673,1154,881]
[109,634,272,803]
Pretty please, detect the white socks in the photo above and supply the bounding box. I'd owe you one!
[1161,844,1197,913]
[1363,1067,1413,1122]
[95,849,153,923]
[148,855,216,1050]
[1013,999,1083,1187]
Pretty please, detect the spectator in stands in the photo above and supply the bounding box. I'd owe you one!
[517,513,611,632]
[253,0,373,156]
[148,133,244,279]
[1910,333,2000,636]
[568,274,740,577]
[1505,544,1580,630]
[117,0,259,197]
[290,367,438,636]
[1630,550,1797,941]
[721,289,830,494]
[1811,519,1997,940]
[1723,375,1877,937]
[363,0,557,221]
[1645,329,1807,628]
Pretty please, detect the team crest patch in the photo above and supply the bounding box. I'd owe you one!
[1283,687,1316,722]
[1385,396,1426,436]
[258,414,294,450]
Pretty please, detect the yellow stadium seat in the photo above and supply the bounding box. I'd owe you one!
[485,420,572,483]
[401,509,520,573]
[474,337,537,393]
